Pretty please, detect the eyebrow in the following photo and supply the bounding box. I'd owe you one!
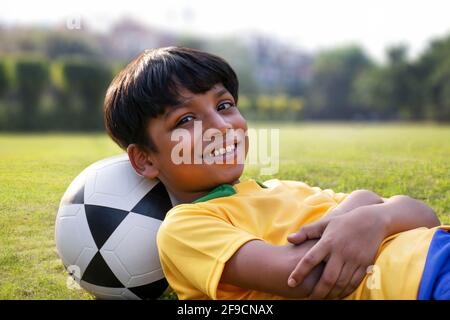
[164,87,230,120]
[214,87,229,98]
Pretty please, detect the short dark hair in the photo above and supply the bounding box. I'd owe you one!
[103,46,239,152]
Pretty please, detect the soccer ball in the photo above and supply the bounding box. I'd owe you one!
[55,154,173,300]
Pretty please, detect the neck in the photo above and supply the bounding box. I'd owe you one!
[169,189,210,205]
[168,179,241,205]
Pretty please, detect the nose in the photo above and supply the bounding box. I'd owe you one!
[204,111,232,135]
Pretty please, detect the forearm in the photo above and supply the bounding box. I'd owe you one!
[221,239,324,298]
[329,189,384,216]
[331,190,440,235]
[373,195,440,237]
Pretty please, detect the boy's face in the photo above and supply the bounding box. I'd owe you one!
[141,83,248,199]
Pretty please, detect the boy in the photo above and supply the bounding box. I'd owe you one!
[103,47,447,300]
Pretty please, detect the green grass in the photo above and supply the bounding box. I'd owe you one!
[0,122,449,299]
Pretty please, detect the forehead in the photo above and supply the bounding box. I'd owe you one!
[164,83,230,115]
[175,83,228,102]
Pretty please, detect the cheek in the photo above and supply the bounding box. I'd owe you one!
[165,131,195,159]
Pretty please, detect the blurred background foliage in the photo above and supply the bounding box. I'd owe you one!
[1,23,450,132]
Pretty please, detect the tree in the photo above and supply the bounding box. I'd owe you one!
[14,57,50,130]
[306,45,372,120]
[205,38,259,97]
[0,60,9,99]
[352,45,422,120]
[417,35,450,121]
[351,66,387,119]
[384,45,422,120]
[61,58,112,130]
[45,32,102,59]
[0,60,10,130]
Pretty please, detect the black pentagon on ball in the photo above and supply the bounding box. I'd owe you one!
[84,204,129,249]
[131,182,172,220]
[82,251,123,288]
[128,278,169,300]
[80,251,169,299]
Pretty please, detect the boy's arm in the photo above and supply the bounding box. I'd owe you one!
[222,190,441,300]
[221,239,324,298]
[325,189,440,230]
[377,195,440,236]
[287,190,441,299]
[220,190,384,299]
[325,189,385,217]
[288,190,440,248]
[286,189,386,245]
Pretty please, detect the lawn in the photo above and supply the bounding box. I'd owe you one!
[0,122,449,299]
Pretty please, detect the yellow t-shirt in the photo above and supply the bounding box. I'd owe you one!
[157,179,348,299]
[345,226,445,300]
[157,178,441,300]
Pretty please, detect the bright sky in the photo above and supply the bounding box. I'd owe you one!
[3,0,450,62]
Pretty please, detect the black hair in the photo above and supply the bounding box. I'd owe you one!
[103,46,239,152]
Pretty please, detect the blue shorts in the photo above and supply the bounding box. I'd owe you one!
[418,228,450,300]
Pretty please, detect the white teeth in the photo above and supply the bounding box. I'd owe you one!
[210,144,236,158]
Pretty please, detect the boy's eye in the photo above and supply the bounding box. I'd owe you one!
[217,102,235,111]
[176,115,194,127]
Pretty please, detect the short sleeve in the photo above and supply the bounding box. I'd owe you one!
[156,204,261,299]
[320,188,348,205]
[307,185,349,216]
[268,179,348,205]
[266,179,348,218]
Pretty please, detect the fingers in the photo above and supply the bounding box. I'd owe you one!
[325,263,358,300]
[287,240,330,287]
[307,255,344,300]
[325,207,347,218]
[287,219,329,245]
[287,229,308,245]
[339,266,367,298]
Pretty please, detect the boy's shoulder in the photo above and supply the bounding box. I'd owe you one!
[166,178,321,215]
[163,178,343,219]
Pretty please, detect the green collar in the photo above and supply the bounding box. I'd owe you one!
[192,179,267,204]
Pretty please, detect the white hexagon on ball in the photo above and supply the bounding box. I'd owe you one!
[100,212,165,287]
[55,204,97,278]
[83,155,159,212]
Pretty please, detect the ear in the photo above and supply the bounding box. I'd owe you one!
[127,144,159,179]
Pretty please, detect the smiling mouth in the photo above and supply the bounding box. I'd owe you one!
[201,141,241,161]
[211,142,237,157]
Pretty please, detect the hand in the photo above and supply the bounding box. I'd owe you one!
[286,207,387,299]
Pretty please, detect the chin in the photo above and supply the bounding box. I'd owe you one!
[215,164,244,185]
